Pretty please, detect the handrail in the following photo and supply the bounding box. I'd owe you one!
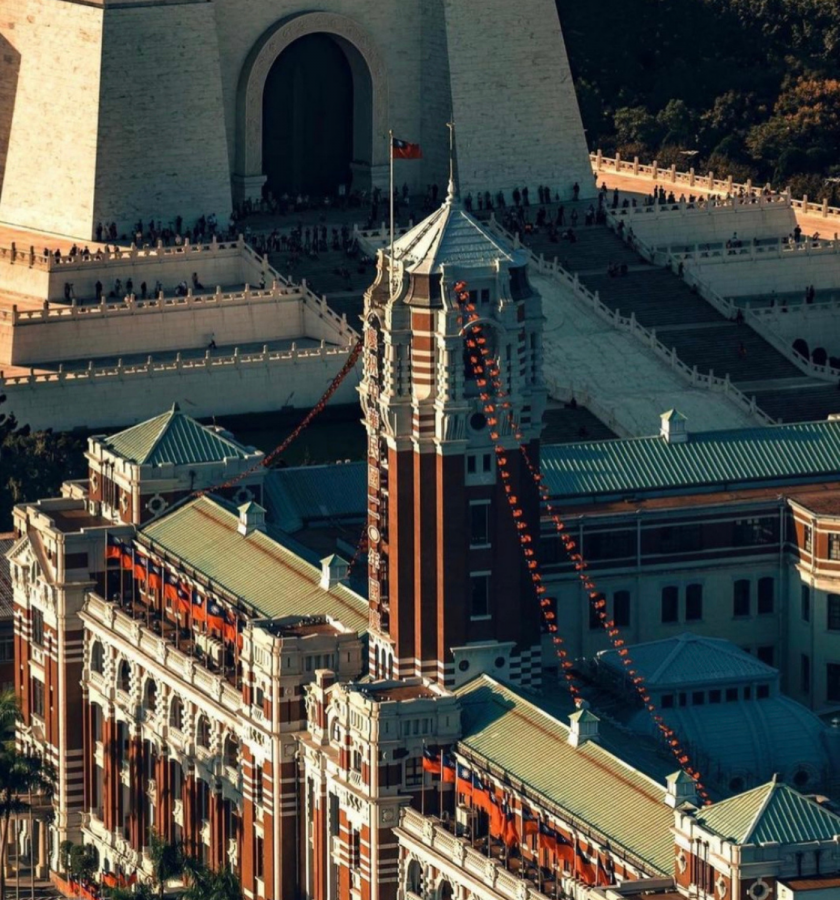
[485,216,776,427]
[591,150,840,221]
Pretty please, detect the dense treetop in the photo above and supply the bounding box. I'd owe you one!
[558,0,840,200]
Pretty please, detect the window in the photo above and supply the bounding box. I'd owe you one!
[31,679,45,719]
[661,694,674,709]
[480,289,491,305]
[0,637,12,663]
[255,770,263,806]
[470,573,490,618]
[118,660,130,693]
[470,503,490,547]
[223,736,239,768]
[143,680,157,714]
[831,534,840,560]
[692,692,705,706]
[805,525,813,553]
[757,577,774,614]
[482,454,492,473]
[829,595,840,631]
[197,716,211,749]
[743,686,752,700]
[585,531,636,561]
[613,591,630,628]
[31,608,44,647]
[733,580,751,617]
[169,698,184,732]
[709,690,722,704]
[685,584,703,621]
[757,645,775,667]
[802,585,811,622]
[589,595,604,630]
[404,757,423,787]
[350,829,361,869]
[467,456,476,475]
[678,692,687,707]
[828,664,840,703]
[90,641,104,675]
[757,684,770,699]
[725,687,739,702]
[254,835,264,880]
[661,586,679,623]
[801,654,811,693]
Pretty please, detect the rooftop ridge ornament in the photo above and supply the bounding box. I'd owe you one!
[446,120,458,204]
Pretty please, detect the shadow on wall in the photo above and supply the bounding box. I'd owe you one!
[0,32,21,204]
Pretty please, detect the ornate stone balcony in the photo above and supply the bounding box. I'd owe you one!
[397,807,555,900]
[82,592,242,716]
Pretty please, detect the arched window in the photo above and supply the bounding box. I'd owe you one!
[118,660,131,693]
[90,641,104,675]
[223,735,239,768]
[438,880,453,900]
[143,680,157,714]
[197,716,211,749]
[406,860,422,895]
[169,697,184,732]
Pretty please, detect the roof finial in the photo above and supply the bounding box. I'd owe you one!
[446,120,457,202]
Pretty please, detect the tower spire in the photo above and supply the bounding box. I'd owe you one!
[446,120,457,202]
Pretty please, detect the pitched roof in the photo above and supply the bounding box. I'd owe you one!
[599,634,775,688]
[455,677,675,875]
[264,463,366,533]
[140,495,367,633]
[697,780,840,845]
[101,404,256,466]
[541,419,840,500]
[392,192,527,275]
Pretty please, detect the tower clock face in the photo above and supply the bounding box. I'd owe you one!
[368,525,381,545]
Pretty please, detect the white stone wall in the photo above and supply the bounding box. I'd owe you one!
[621,202,797,249]
[687,251,840,299]
[443,0,594,201]
[1,345,360,431]
[749,303,840,361]
[0,0,104,237]
[93,2,232,236]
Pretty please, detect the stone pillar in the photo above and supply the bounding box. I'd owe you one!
[36,819,48,879]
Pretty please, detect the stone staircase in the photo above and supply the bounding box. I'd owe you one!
[522,225,840,424]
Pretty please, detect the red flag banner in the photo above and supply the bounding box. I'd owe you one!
[392,137,423,160]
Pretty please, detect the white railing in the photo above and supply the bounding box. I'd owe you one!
[399,808,551,900]
[486,217,776,426]
[653,236,840,263]
[622,224,840,384]
[0,337,356,389]
[591,150,840,221]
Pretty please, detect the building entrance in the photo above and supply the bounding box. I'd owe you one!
[262,33,357,198]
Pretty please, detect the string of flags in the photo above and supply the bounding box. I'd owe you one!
[453,281,711,804]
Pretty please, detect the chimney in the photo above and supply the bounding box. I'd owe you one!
[320,554,350,589]
[568,704,600,748]
[660,409,688,444]
[666,770,699,808]
[237,501,266,536]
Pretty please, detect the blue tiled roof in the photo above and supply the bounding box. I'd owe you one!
[264,463,366,533]
[541,419,840,500]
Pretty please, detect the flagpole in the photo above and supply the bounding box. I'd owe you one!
[421,741,426,819]
[389,129,395,297]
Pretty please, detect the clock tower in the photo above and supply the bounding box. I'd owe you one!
[360,184,547,689]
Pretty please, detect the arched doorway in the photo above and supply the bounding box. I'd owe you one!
[262,33,356,197]
[235,13,389,203]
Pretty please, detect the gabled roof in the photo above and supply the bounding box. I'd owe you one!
[140,495,367,633]
[599,634,775,688]
[0,534,15,618]
[100,404,255,466]
[392,191,527,275]
[541,419,840,500]
[697,779,840,845]
[455,676,675,875]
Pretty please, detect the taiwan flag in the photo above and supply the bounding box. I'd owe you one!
[148,561,163,591]
[456,763,473,799]
[163,571,179,606]
[223,609,237,644]
[133,554,147,582]
[106,534,122,561]
[177,583,191,616]
[522,806,539,837]
[441,753,456,783]
[392,137,423,160]
[208,601,224,633]
[192,593,206,623]
[422,747,442,775]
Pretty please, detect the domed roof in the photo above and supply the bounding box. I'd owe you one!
[391,183,528,275]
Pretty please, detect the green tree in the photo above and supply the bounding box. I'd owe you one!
[148,829,185,900]
[0,691,55,900]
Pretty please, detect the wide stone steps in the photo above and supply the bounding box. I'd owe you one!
[524,224,641,273]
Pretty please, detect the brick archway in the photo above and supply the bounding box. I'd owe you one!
[235,12,390,201]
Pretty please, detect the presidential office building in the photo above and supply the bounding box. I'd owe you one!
[8,194,840,900]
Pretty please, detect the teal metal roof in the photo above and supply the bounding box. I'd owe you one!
[393,194,526,275]
[265,463,365,533]
[102,405,255,466]
[141,495,368,632]
[455,677,675,875]
[698,780,840,845]
[599,634,775,688]
[541,420,840,500]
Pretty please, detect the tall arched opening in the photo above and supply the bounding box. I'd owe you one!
[235,13,388,204]
[262,32,372,197]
